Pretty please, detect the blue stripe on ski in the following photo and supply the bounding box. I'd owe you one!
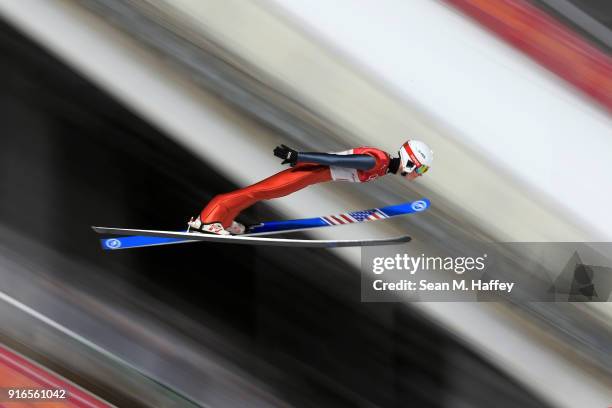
[101,235,193,250]
[246,217,327,234]
[99,198,430,250]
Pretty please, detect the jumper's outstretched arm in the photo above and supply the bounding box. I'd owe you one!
[273,145,376,170]
[297,152,376,170]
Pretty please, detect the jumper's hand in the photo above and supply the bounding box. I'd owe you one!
[273,144,298,166]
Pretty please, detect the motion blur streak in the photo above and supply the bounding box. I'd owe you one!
[446,0,612,111]
[0,343,111,408]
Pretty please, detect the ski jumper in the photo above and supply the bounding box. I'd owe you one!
[200,147,390,227]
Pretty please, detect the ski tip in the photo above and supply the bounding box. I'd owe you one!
[92,226,108,234]
[389,234,412,244]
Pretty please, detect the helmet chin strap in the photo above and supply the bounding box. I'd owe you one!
[388,156,401,174]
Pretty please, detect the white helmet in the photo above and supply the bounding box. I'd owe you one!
[399,140,433,179]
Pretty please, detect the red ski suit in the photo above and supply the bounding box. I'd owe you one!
[200,147,390,227]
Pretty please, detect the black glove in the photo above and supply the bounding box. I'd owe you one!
[273,144,298,166]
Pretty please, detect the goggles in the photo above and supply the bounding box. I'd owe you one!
[415,164,429,175]
[402,159,429,176]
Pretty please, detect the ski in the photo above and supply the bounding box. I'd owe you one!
[95,198,430,250]
[246,198,429,234]
[93,227,411,249]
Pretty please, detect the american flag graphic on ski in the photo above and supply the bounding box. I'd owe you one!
[323,208,388,225]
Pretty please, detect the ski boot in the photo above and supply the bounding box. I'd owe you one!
[187,217,230,235]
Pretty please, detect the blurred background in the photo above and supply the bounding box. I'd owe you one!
[0,0,611,406]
